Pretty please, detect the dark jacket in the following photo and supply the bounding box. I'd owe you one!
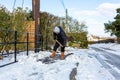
[53,26,66,46]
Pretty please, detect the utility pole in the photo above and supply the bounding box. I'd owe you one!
[32,0,40,52]
[66,9,68,32]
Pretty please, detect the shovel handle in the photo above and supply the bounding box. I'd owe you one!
[56,40,63,47]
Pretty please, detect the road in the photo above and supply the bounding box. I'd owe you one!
[90,47,120,80]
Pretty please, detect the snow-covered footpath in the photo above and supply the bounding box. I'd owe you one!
[0,43,119,80]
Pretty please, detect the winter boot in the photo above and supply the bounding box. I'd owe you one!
[61,52,64,60]
[50,50,56,58]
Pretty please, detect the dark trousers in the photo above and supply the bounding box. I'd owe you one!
[53,42,65,52]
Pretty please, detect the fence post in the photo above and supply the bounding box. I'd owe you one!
[27,33,29,56]
[14,31,17,62]
[41,35,43,51]
[46,30,48,50]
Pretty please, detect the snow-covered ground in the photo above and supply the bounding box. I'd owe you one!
[89,43,120,56]
[89,43,120,80]
[0,43,120,80]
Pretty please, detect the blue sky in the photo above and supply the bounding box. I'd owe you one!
[0,0,120,37]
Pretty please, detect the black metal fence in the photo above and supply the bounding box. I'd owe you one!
[0,29,44,67]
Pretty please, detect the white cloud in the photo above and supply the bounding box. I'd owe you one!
[69,3,120,37]
[98,3,120,11]
[97,3,120,17]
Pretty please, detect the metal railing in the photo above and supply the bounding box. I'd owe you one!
[0,29,42,67]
